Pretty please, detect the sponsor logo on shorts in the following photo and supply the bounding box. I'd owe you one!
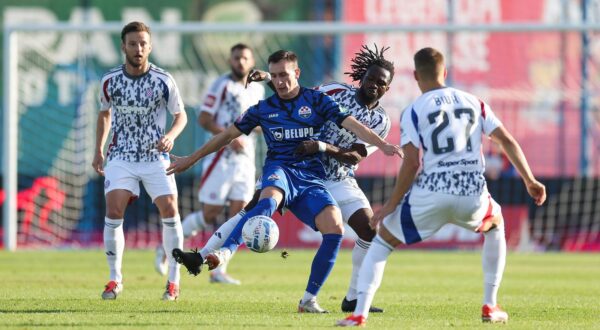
[104,180,110,188]
[267,174,280,181]
[298,106,312,118]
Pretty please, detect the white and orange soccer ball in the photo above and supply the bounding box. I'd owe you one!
[242,215,279,253]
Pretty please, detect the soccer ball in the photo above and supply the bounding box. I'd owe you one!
[242,215,279,253]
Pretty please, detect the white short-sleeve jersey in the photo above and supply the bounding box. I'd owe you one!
[199,74,265,162]
[401,86,502,196]
[317,82,391,181]
[99,63,184,162]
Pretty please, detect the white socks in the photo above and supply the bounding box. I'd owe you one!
[162,215,183,284]
[346,238,371,301]
[200,211,244,258]
[182,211,207,238]
[355,236,393,318]
[301,292,316,304]
[200,211,244,274]
[482,223,506,306]
[104,217,125,283]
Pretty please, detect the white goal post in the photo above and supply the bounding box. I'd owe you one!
[3,21,600,251]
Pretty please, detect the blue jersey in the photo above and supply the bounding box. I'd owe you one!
[234,87,350,171]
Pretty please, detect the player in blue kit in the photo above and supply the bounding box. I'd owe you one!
[168,50,401,312]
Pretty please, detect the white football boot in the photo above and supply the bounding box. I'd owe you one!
[298,298,329,313]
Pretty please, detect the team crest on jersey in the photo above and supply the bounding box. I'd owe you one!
[298,106,312,118]
[267,173,280,181]
[145,88,153,98]
[270,127,284,141]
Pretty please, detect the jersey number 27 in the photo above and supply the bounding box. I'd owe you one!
[427,108,475,155]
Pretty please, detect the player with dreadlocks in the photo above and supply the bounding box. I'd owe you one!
[174,45,397,313]
[294,44,396,313]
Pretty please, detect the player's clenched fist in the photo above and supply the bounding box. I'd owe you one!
[526,180,547,206]
[156,135,174,152]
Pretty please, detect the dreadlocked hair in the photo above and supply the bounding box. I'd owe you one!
[345,44,395,83]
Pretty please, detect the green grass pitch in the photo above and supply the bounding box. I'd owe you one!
[1,249,599,329]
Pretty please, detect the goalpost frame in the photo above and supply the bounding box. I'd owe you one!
[3,21,600,251]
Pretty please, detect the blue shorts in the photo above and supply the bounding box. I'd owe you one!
[261,163,338,230]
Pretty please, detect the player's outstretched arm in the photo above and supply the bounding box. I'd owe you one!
[371,143,420,229]
[294,141,367,165]
[92,110,111,176]
[166,125,243,175]
[340,116,402,157]
[157,111,188,153]
[490,125,546,205]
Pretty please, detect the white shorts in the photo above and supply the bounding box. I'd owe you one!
[198,153,255,205]
[325,177,371,223]
[103,158,177,202]
[383,185,501,245]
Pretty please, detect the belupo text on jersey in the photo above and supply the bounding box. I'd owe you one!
[270,127,315,141]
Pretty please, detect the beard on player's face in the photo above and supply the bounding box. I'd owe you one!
[359,87,380,104]
[126,53,146,68]
[230,65,248,80]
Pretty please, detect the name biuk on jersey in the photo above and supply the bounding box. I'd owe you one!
[316,82,391,181]
[401,86,502,196]
[99,64,184,162]
[200,73,265,162]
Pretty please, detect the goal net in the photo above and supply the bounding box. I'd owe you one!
[3,21,600,251]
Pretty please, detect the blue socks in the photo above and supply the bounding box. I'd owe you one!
[222,197,278,252]
[306,233,343,295]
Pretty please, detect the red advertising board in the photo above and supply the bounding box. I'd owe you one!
[342,0,597,177]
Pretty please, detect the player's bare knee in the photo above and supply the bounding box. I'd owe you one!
[348,209,376,242]
[228,200,246,216]
[154,195,178,218]
[159,207,178,219]
[106,209,125,219]
[202,205,223,224]
[356,226,376,242]
[315,205,344,235]
[156,203,178,218]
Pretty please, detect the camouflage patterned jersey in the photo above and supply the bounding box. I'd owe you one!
[316,82,391,181]
[99,63,184,162]
[400,86,502,196]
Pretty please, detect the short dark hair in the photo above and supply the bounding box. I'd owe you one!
[230,43,251,53]
[345,44,395,83]
[413,47,445,80]
[267,50,298,65]
[121,21,151,42]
